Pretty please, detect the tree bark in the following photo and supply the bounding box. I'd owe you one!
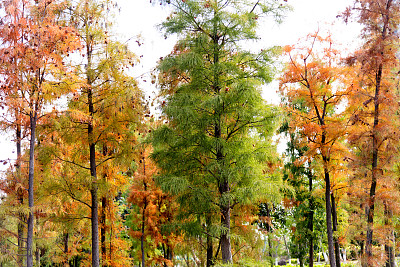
[324,167,336,267]
[16,124,25,267]
[101,145,108,266]
[64,232,69,266]
[26,112,37,267]
[88,79,99,267]
[365,1,391,264]
[220,199,232,263]
[86,8,99,264]
[35,246,40,267]
[384,203,395,267]
[307,166,314,267]
[331,193,341,267]
[141,200,146,267]
[217,134,232,263]
[141,156,147,267]
[206,214,213,267]
[364,63,381,267]
[101,197,107,265]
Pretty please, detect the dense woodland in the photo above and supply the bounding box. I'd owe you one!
[0,0,399,266]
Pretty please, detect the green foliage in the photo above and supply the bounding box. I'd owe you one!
[150,0,289,263]
[152,0,287,251]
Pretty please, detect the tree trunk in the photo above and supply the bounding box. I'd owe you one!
[16,124,24,267]
[64,232,69,266]
[141,203,146,267]
[26,113,37,267]
[141,156,147,267]
[163,242,173,267]
[307,167,314,267]
[206,214,213,267]
[220,202,232,263]
[101,145,108,266]
[89,88,99,267]
[215,98,231,263]
[90,185,99,267]
[385,243,395,267]
[299,256,304,267]
[364,62,382,267]
[384,203,395,267]
[35,246,40,267]
[101,197,107,265]
[324,167,336,267]
[86,12,100,264]
[331,193,341,267]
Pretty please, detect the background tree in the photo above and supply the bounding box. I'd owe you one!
[0,0,80,265]
[342,1,400,265]
[277,120,326,267]
[280,33,351,267]
[127,146,179,267]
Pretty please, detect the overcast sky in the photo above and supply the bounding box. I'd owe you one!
[117,0,361,102]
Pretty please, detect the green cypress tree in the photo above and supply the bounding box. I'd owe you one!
[150,0,287,264]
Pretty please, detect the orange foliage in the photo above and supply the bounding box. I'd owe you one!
[128,148,179,266]
[279,31,350,196]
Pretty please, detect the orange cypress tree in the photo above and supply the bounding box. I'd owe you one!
[0,0,80,266]
[128,147,179,267]
[342,1,400,265]
[280,32,352,267]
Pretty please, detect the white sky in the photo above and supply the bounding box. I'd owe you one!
[0,0,362,165]
[117,0,361,103]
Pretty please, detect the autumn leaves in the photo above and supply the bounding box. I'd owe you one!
[279,1,400,265]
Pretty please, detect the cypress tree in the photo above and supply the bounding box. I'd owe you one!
[151,0,286,263]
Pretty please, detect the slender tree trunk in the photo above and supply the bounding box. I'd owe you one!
[89,86,99,267]
[320,129,335,267]
[264,203,274,266]
[64,232,69,266]
[210,4,232,262]
[109,218,113,265]
[86,10,99,264]
[101,145,108,266]
[101,197,107,265]
[26,113,37,267]
[162,242,173,267]
[365,1,392,263]
[299,256,304,267]
[220,201,232,263]
[215,104,231,263]
[360,240,364,258]
[141,203,146,267]
[324,167,336,267]
[206,214,214,267]
[331,193,341,267]
[364,62,382,267]
[307,166,314,267]
[35,246,40,267]
[141,156,147,267]
[16,124,24,267]
[384,203,395,267]
[90,164,99,267]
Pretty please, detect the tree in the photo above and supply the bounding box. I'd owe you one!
[151,0,286,264]
[280,33,351,267]
[278,120,326,267]
[0,0,80,265]
[127,146,179,267]
[341,1,400,266]
[34,0,143,265]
